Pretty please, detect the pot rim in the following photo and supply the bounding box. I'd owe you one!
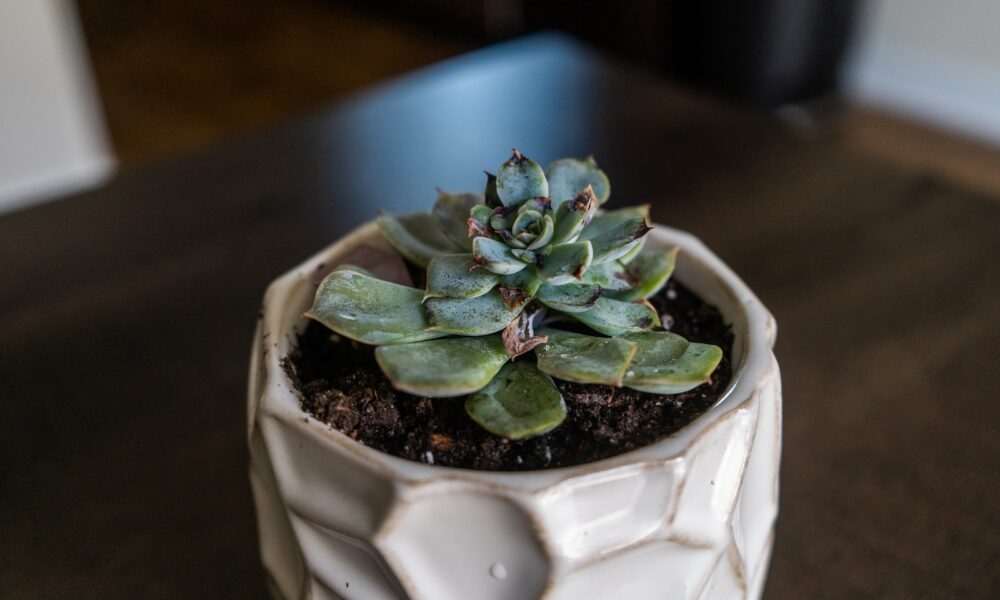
[252,220,777,490]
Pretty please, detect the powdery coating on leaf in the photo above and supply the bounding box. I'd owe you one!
[621,331,724,394]
[496,149,549,207]
[424,254,499,300]
[499,286,532,310]
[535,329,638,386]
[472,237,528,275]
[464,361,567,439]
[612,247,678,302]
[535,283,602,313]
[305,269,445,345]
[433,191,483,250]
[375,336,510,397]
[589,218,654,263]
[536,241,594,285]
[578,205,651,242]
[425,290,524,335]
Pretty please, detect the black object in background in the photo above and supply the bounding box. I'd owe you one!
[343,0,861,108]
[662,0,861,107]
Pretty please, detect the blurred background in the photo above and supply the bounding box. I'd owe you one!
[2,0,1000,214]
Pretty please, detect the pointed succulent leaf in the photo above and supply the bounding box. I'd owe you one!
[518,196,551,215]
[465,361,566,439]
[551,186,599,244]
[305,269,445,345]
[589,217,653,263]
[536,283,601,313]
[622,331,723,394]
[375,336,509,397]
[425,289,523,335]
[512,210,543,236]
[501,230,527,249]
[473,237,528,275]
[331,264,375,277]
[433,191,482,250]
[537,241,593,285]
[378,212,460,268]
[468,204,493,239]
[579,204,651,241]
[535,328,638,385]
[496,149,549,206]
[490,207,517,232]
[581,260,632,291]
[424,254,499,300]
[571,297,660,336]
[611,247,678,302]
[546,157,611,206]
[484,171,501,207]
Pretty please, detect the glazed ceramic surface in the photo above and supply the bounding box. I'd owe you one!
[248,221,782,600]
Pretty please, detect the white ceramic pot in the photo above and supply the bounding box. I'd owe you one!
[248,221,781,600]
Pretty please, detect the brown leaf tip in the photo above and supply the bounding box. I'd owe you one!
[508,148,526,165]
[467,216,490,239]
[499,286,530,310]
[569,185,598,213]
[502,314,549,360]
[470,256,487,271]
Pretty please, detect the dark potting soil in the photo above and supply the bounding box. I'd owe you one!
[284,280,733,471]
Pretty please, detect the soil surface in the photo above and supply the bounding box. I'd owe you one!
[284,280,733,471]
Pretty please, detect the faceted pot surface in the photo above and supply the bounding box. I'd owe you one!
[248,221,782,600]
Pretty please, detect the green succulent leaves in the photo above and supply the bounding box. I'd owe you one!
[425,290,523,335]
[424,254,499,300]
[535,329,637,385]
[465,361,567,439]
[496,149,549,206]
[306,269,446,345]
[536,329,722,393]
[571,297,661,336]
[377,336,509,397]
[622,331,724,394]
[377,212,459,269]
[306,149,724,440]
[433,191,482,250]
[473,237,528,275]
[547,156,611,206]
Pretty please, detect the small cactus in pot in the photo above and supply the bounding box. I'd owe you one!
[306,149,723,439]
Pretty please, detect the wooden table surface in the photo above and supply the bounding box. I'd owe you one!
[2,35,999,599]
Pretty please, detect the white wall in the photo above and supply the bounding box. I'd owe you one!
[846,0,1000,145]
[0,0,114,214]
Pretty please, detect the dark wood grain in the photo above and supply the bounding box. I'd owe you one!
[2,35,999,599]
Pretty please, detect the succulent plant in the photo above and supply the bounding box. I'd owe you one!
[306,150,723,439]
